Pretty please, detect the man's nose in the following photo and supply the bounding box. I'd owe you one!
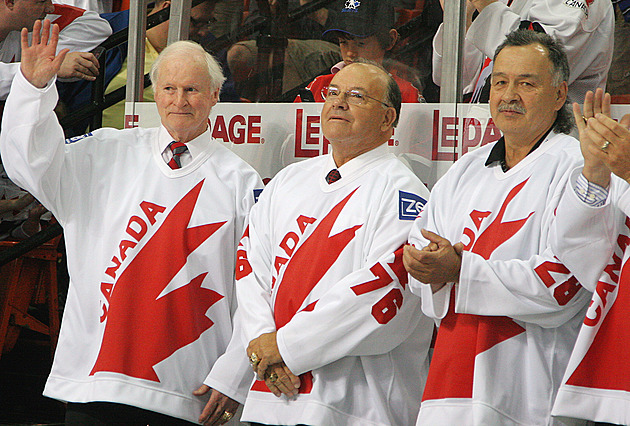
[331,95,349,109]
[501,82,520,101]
[174,90,188,106]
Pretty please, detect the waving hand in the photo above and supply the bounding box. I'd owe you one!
[20,19,69,89]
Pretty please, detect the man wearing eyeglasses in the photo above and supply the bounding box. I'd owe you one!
[234,60,433,425]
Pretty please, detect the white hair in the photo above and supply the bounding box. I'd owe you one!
[150,40,226,92]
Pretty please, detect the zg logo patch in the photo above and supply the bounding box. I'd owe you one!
[398,191,426,221]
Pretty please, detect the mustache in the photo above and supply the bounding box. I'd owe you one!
[498,102,526,114]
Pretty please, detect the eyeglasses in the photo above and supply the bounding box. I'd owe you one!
[323,86,392,108]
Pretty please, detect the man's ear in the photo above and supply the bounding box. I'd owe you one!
[385,29,399,51]
[5,0,17,11]
[554,80,568,111]
[210,87,220,106]
[381,106,397,131]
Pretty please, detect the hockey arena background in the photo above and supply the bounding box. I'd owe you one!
[128,102,630,188]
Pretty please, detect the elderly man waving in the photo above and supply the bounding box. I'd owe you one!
[0,20,262,426]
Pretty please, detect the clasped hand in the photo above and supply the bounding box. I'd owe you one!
[247,331,300,397]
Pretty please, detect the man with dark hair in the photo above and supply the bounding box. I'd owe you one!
[403,29,592,425]
[432,0,614,103]
[295,0,424,103]
[236,60,433,425]
[0,21,262,425]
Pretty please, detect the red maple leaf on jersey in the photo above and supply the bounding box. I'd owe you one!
[423,178,533,401]
[252,188,362,394]
[274,188,362,329]
[90,180,226,382]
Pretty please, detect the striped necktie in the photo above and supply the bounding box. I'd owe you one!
[167,141,188,170]
[325,169,341,184]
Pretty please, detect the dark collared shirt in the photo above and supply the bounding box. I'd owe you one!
[484,127,553,172]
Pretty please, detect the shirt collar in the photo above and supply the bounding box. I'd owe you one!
[485,127,553,172]
[158,125,212,159]
[324,143,391,183]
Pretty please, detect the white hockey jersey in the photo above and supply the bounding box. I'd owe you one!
[409,133,592,425]
[551,168,630,425]
[432,0,614,103]
[0,71,263,423]
[236,145,434,426]
[0,3,112,99]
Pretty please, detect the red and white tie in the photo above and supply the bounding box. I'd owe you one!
[167,141,188,170]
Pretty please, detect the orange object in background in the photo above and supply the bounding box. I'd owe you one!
[0,234,62,358]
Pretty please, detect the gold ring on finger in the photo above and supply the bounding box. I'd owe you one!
[601,140,610,151]
[269,372,278,383]
[249,352,259,365]
[220,410,234,422]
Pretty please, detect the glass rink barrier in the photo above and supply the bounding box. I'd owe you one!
[128,101,630,188]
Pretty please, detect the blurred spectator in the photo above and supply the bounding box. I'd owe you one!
[295,0,424,103]
[227,0,342,100]
[607,0,630,99]
[432,0,614,104]
[0,0,112,100]
[57,0,113,14]
[0,162,48,240]
[206,0,241,37]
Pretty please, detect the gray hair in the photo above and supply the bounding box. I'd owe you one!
[350,58,402,127]
[494,29,574,134]
[150,40,226,93]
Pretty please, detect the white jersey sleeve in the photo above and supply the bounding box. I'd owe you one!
[234,184,282,347]
[204,170,263,404]
[0,71,67,217]
[550,168,626,291]
[51,5,112,54]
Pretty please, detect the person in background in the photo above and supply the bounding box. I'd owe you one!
[295,0,424,103]
[548,88,630,424]
[0,0,112,100]
[432,0,614,103]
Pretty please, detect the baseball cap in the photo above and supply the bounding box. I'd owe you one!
[323,0,395,38]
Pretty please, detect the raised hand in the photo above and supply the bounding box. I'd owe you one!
[20,19,69,89]
[573,89,612,188]
[587,111,630,184]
